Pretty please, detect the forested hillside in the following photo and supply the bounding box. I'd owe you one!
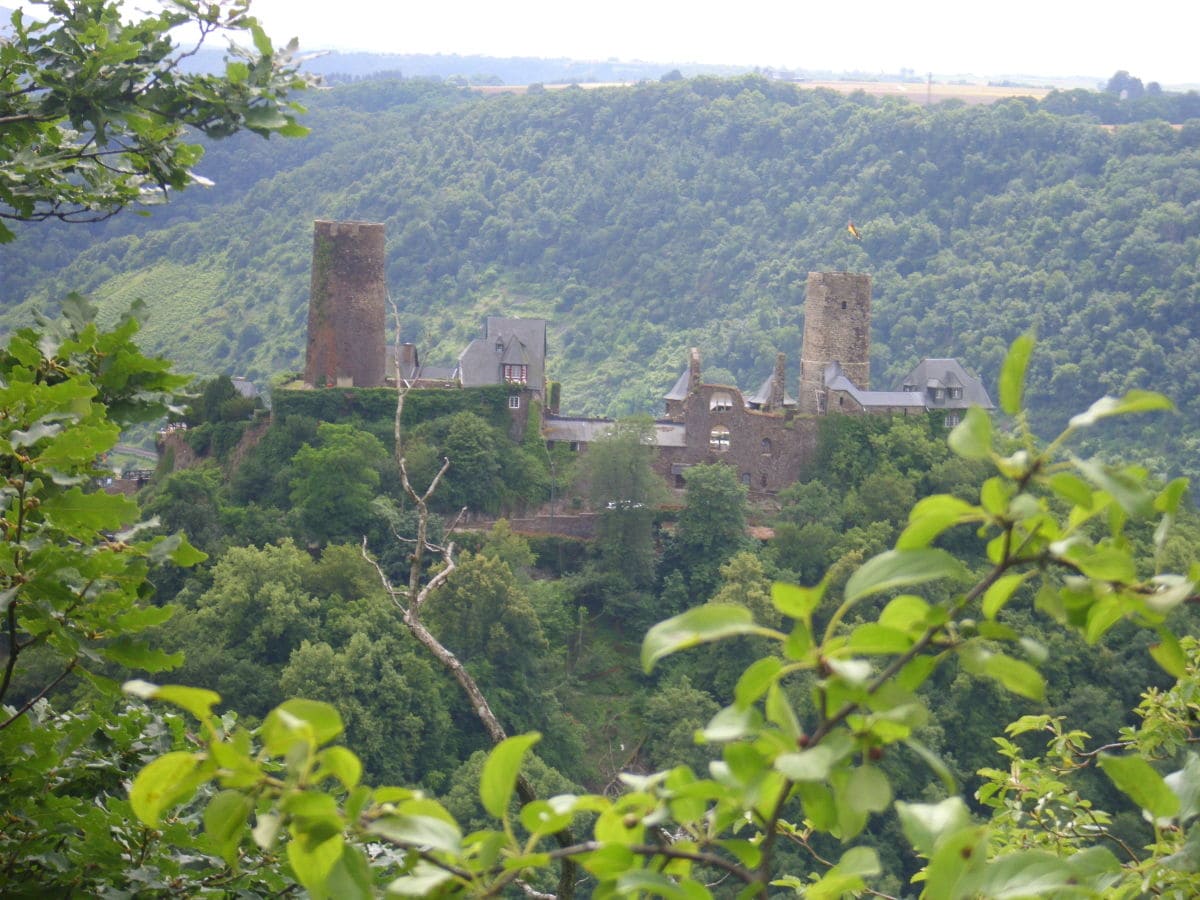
[4,75,1200,479]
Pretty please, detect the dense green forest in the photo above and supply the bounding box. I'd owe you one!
[4,74,1200,482]
[7,13,1200,889]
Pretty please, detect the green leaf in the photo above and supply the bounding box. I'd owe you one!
[366,815,462,855]
[287,831,343,897]
[1165,754,1200,825]
[262,699,344,755]
[896,797,972,857]
[520,800,574,836]
[961,645,1046,701]
[642,604,779,673]
[999,333,1034,415]
[124,680,220,721]
[130,750,205,825]
[1071,457,1155,518]
[771,580,825,622]
[1150,630,1187,679]
[845,765,892,814]
[734,656,783,708]
[1069,390,1173,429]
[103,638,182,672]
[40,487,138,537]
[947,406,993,460]
[981,573,1031,620]
[1048,472,1095,508]
[616,870,712,899]
[879,594,931,631]
[843,549,963,604]
[775,733,854,782]
[1099,753,1180,819]
[846,622,912,655]
[324,844,373,900]
[897,494,980,550]
[480,732,540,819]
[386,861,456,896]
[315,746,362,790]
[249,21,273,57]
[962,850,1081,899]
[797,780,836,831]
[902,738,958,794]
[203,789,253,866]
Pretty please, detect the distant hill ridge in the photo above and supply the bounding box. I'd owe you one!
[3,75,1199,483]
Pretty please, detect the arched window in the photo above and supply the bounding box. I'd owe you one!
[741,472,752,486]
[709,426,731,452]
[761,437,772,454]
[709,391,734,412]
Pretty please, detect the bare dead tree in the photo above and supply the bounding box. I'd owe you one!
[361,300,578,899]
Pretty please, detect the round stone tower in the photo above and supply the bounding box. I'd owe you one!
[798,272,872,414]
[304,220,387,388]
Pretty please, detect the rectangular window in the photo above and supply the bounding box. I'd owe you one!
[508,395,521,409]
[945,412,961,428]
[503,364,528,384]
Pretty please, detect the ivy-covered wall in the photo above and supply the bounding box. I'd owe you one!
[273,385,517,431]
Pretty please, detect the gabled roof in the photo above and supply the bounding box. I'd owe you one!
[746,372,796,408]
[665,369,690,401]
[898,358,994,409]
[824,362,925,408]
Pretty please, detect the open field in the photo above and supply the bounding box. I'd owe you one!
[473,79,1052,105]
[800,79,1051,104]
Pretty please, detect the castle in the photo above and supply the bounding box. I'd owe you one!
[302,220,993,495]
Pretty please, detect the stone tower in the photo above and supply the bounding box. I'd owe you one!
[798,272,872,414]
[304,220,387,388]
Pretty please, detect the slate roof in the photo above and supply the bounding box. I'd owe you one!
[824,362,925,409]
[542,416,687,448]
[897,358,995,409]
[459,317,547,390]
[745,372,796,408]
[664,369,690,401]
[230,377,258,399]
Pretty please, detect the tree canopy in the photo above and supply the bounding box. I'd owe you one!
[0,0,310,241]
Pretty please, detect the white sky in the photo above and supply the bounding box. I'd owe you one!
[239,0,1200,86]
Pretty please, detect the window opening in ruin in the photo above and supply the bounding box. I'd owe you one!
[841,301,847,309]
[709,391,734,412]
[508,395,521,409]
[503,364,528,384]
[760,474,768,488]
[741,473,751,486]
[709,426,731,451]
[761,437,772,453]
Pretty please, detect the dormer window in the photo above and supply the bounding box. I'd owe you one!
[503,364,528,384]
[902,383,916,392]
[930,387,943,400]
[949,387,963,399]
[709,391,734,412]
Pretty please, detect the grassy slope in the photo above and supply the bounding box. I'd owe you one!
[4,77,1199,478]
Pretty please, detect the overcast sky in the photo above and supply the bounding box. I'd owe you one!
[238,0,1200,86]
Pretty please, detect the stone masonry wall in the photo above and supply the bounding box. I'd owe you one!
[654,384,819,493]
[304,220,387,388]
[798,272,872,414]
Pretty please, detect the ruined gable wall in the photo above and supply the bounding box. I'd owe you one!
[669,385,818,493]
